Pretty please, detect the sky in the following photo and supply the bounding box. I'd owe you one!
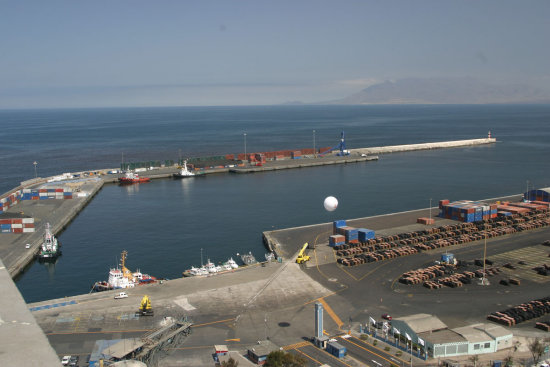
[1,0,549,108]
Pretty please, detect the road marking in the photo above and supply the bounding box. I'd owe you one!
[317,297,344,328]
[282,341,310,350]
[191,318,235,328]
[349,335,409,365]
[340,335,398,366]
[225,338,240,342]
[294,347,324,366]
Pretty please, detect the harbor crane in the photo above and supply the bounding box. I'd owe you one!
[319,131,350,156]
[296,242,311,264]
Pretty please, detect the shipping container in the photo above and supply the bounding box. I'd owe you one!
[326,342,346,358]
[358,228,375,241]
[23,228,35,233]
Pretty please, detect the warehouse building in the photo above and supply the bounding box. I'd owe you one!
[391,314,513,358]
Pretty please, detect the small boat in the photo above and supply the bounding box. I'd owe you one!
[265,252,275,262]
[225,257,239,269]
[239,252,257,266]
[173,160,196,178]
[118,171,151,184]
[183,266,209,277]
[92,250,156,292]
[38,223,61,261]
[205,259,221,273]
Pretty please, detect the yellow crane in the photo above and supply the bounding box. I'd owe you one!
[139,295,154,316]
[296,242,310,264]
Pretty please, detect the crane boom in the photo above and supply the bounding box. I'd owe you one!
[296,242,311,264]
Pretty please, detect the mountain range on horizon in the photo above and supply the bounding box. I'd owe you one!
[311,77,550,105]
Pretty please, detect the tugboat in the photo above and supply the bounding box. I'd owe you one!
[92,250,156,292]
[173,160,196,178]
[118,171,151,184]
[38,223,61,261]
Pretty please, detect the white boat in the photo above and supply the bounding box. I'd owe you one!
[265,252,275,262]
[205,259,220,273]
[173,160,195,178]
[225,257,239,269]
[38,223,61,260]
[92,250,156,291]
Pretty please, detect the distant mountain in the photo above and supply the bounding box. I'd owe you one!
[329,77,550,105]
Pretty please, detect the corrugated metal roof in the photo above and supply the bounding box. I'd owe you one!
[473,323,512,339]
[395,313,447,333]
[452,325,491,343]
[419,329,466,344]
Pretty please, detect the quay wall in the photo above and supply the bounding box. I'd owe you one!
[352,138,496,155]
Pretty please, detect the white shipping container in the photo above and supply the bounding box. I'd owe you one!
[22,218,34,223]
[23,189,31,193]
[77,192,88,197]
[23,228,35,233]
[11,224,23,228]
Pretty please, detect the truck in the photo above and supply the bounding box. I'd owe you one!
[114,292,128,299]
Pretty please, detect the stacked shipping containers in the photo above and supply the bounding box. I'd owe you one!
[0,217,35,233]
[439,200,498,223]
[524,189,550,202]
[0,186,73,215]
[358,228,375,242]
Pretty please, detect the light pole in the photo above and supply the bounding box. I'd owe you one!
[33,161,38,178]
[429,198,432,221]
[313,130,316,158]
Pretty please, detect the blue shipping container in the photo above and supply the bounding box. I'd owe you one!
[1,224,11,230]
[326,342,346,358]
[358,229,375,242]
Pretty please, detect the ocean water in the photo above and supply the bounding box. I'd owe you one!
[1,105,549,302]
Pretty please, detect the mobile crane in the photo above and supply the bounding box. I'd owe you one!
[296,242,310,264]
[138,295,154,316]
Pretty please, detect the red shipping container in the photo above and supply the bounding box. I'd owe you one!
[0,219,10,224]
[13,228,23,233]
[348,239,359,244]
[55,188,64,192]
[32,197,39,200]
[23,223,35,228]
[64,196,73,199]
[12,219,23,224]
[39,189,47,193]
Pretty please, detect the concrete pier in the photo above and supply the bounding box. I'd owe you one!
[352,137,496,155]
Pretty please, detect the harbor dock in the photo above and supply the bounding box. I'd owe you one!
[0,136,506,365]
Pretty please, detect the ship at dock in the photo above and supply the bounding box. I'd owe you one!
[173,160,196,178]
[118,171,151,184]
[92,250,156,292]
[38,223,61,261]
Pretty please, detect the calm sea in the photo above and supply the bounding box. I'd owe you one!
[1,105,549,303]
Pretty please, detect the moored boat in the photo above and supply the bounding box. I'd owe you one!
[173,160,196,178]
[38,223,61,261]
[92,250,156,292]
[118,171,151,184]
[239,251,257,266]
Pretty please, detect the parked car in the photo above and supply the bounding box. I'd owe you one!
[381,313,392,320]
[69,355,79,366]
[114,292,128,299]
[61,355,71,365]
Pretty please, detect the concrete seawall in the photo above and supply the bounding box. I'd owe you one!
[352,138,496,155]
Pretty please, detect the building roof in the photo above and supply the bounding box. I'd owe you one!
[472,323,512,339]
[214,345,228,353]
[108,338,145,359]
[419,329,466,345]
[395,313,448,333]
[219,351,256,367]
[248,340,279,357]
[452,325,492,343]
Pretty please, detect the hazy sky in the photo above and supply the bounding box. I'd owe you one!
[1,0,549,108]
